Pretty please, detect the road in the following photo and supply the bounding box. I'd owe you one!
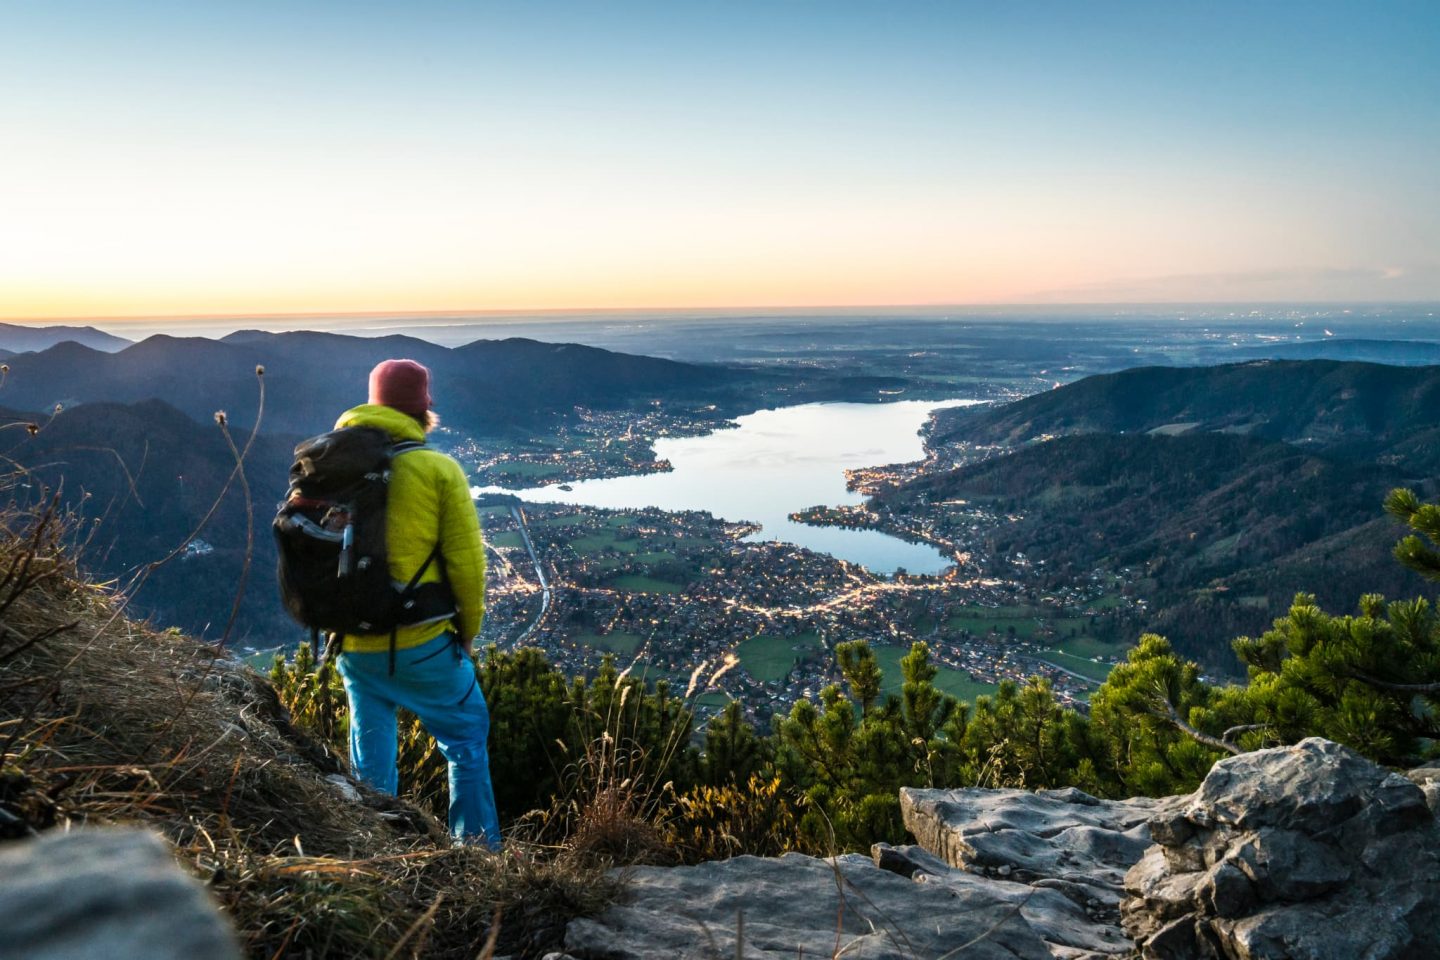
[510,504,552,644]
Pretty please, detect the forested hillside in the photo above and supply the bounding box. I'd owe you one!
[932,360,1440,471]
[899,360,1440,673]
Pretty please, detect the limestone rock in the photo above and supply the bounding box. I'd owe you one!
[0,827,241,960]
[901,785,1181,890]
[1407,762,1440,816]
[563,852,1054,959]
[885,783,1186,957]
[1122,737,1440,960]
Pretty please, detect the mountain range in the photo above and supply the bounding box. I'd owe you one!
[0,329,779,645]
[0,330,755,436]
[895,360,1440,672]
[0,322,130,354]
[3,326,1437,666]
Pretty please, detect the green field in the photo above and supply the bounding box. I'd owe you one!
[693,691,733,710]
[573,631,645,656]
[1049,634,1131,660]
[1041,649,1116,683]
[869,645,999,703]
[570,531,638,553]
[1085,594,1126,611]
[940,600,1124,647]
[530,513,592,529]
[737,632,824,683]
[944,606,1043,639]
[486,530,525,549]
[609,575,685,594]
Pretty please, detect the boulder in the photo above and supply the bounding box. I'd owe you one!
[563,852,1054,959]
[900,785,1181,890]
[1121,738,1440,960]
[896,784,1183,957]
[0,827,241,960]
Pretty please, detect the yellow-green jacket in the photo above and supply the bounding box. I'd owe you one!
[334,404,485,653]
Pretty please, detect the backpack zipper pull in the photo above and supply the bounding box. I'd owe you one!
[337,522,354,577]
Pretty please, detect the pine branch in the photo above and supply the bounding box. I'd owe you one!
[1347,671,1440,695]
[1146,691,1241,756]
[1221,723,1269,743]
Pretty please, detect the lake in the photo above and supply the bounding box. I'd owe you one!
[481,399,982,575]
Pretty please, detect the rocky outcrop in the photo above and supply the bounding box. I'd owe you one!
[892,784,1187,958]
[1122,738,1440,959]
[901,784,1180,894]
[559,739,1440,960]
[869,841,1134,957]
[0,827,241,960]
[561,851,1054,959]
[561,786,1181,960]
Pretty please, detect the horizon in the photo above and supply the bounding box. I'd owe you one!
[5,1,1438,319]
[9,299,1440,329]
[9,300,1440,352]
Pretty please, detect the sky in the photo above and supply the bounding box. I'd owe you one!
[2,0,1438,320]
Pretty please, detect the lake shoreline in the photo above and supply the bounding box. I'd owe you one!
[476,398,984,575]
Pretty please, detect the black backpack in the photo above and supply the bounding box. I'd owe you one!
[274,426,455,672]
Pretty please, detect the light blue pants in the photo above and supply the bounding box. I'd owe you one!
[337,631,501,848]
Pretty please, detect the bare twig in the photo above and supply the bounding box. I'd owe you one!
[1147,692,1241,756]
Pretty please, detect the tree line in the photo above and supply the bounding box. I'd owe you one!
[271,488,1440,858]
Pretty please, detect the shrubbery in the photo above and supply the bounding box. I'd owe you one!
[270,487,1440,859]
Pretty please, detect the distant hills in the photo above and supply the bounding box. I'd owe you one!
[0,327,913,644]
[902,360,1440,673]
[8,331,1439,663]
[0,322,130,353]
[0,330,753,436]
[932,360,1440,469]
[0,399,298,644]
[0,329,775,644]
[1238,338,1440,365]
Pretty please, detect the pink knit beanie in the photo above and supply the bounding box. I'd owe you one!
[368,359,433,417]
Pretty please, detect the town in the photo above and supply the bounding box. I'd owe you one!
[458,403,737,488]
[474,483,1142,731]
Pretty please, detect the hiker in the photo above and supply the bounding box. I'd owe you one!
[313,359,500,848]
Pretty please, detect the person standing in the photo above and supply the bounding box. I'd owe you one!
[332,359,501,848]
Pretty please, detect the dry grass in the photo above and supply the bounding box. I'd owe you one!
[0,498,618,958]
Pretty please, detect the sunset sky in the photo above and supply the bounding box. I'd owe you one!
[3,0,1438,320]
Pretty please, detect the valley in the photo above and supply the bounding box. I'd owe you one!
[3,313,1437,728]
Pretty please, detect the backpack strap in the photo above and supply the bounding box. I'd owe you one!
[379,440,436,676]
[388,543,444,675]
[389,440,427,457]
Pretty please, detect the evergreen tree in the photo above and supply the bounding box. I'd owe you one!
[699,699,769,786]
[1386,487,1440,582]
[1230,593,1440,766]
[1086,635,1226,796]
